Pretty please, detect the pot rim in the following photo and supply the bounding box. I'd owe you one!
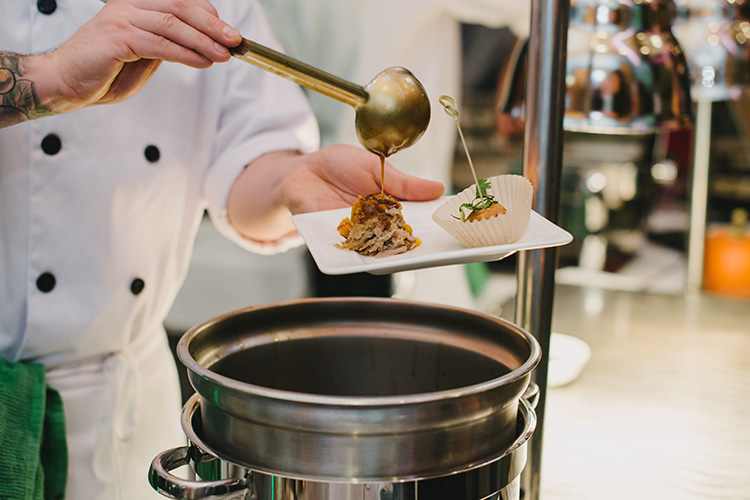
[177,297,541,407]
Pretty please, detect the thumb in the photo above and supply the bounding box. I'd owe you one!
[383,164,445,201]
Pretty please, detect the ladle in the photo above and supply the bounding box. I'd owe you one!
[229,38,431,157]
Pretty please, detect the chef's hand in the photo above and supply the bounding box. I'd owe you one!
[0,0,241,128]
[227,144,445,243]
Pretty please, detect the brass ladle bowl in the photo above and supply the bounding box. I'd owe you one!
[230,38,431,157]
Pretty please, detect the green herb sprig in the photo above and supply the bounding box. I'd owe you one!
[439,95,498,222]
[458,178,499,221]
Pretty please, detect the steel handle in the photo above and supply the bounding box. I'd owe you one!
[523,381,540,409]
[96,0,368,108]
[229,38,369,109]
[149,445,251,500]
[509,395,538,456]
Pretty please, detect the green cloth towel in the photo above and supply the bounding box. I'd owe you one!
[0,360,68,500]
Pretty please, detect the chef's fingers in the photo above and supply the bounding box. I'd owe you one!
[102,0,240,65]
[302,144,445,202]
[380,164,446,202]
[331,149,445,201]
[130,0,220,18]
[123,16,228,66]
[131,0,221,16]
[128,0,242,48]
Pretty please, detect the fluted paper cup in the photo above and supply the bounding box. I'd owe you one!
[432,174,533,247]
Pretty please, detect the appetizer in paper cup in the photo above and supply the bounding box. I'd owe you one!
[432,174,533,248]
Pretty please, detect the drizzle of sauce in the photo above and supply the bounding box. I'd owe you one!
[378,153,385,197]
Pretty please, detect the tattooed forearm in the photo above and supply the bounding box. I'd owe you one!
[0,53,56,128]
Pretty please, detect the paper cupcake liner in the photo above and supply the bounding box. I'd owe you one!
[432,174,533,248]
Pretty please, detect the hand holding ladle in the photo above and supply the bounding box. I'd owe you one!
[229,38,431,158]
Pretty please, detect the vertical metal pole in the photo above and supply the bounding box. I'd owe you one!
[516,0,569,498]
[686,98,712,294]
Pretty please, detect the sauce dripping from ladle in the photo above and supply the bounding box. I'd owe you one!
[379,154,385,197]
[227,38,430,197]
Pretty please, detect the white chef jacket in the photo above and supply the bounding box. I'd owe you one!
[0,0,319,498]
[261,0,530,309]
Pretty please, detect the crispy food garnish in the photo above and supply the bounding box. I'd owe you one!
[465,202,507,222]
[456,178,504,222]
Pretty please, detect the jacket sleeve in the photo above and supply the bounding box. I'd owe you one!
[202,0,320,255]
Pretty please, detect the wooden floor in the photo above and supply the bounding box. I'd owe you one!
[512,285,750,500]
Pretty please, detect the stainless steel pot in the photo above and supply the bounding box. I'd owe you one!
[151,298,541,498]
[151,393,537,500]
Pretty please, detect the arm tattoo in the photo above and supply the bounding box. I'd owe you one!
[0,53,55,126]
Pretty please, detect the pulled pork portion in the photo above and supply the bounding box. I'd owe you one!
[336,193,420,257]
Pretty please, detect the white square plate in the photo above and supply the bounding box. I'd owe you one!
[292,197,573,275]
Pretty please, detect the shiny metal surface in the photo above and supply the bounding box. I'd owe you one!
[149,446,250,500]
[354,67,431,158]
[672,0,750,101]
[686,98,712,293]
[516,0,568,498]
[229,40,429,157]
[149,395,537,500]
[559,131,660,266]
[564,0,693,133]
[671,0,750,293]
[177,298,540,482]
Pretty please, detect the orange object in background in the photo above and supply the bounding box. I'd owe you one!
[703,208,750,299]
